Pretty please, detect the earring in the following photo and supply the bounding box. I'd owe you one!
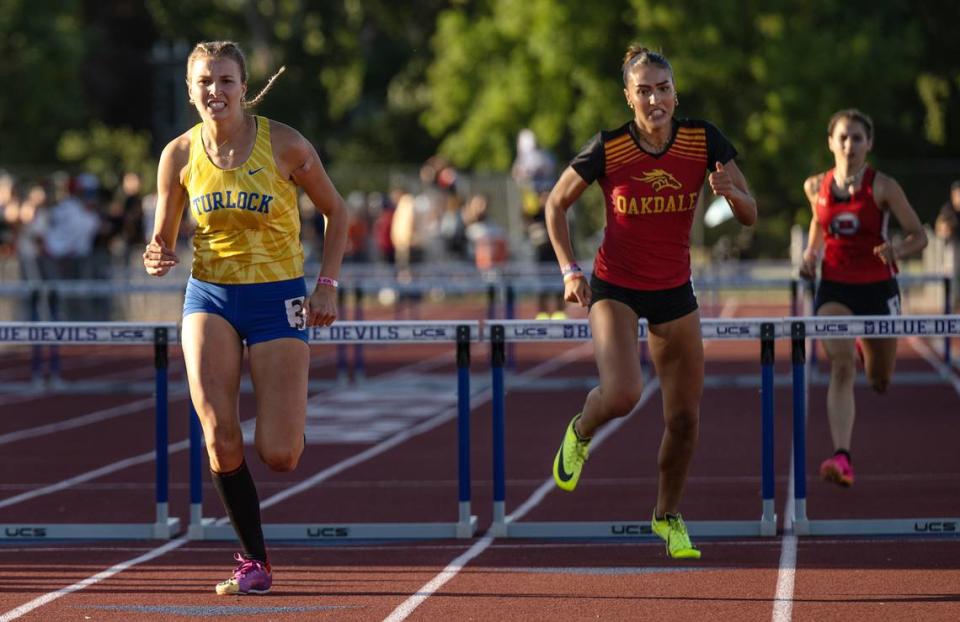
[674,96,679,106]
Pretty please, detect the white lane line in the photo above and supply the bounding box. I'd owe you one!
[775,459,798,622]
[384,301,742,621]
[0,536,188,622]
[774,333,811,621]
[0,350,466,618]
[382,375,659,622]
[6,308,751,620]
[908,336,960,395]
[383,375,660,622]
[252,342,593,514]
[506,379,660,523]
[0,438,190,509]
[771,535,797,622]
[0,397,160,446]
[382,534,494,622]
[771,329,960,622]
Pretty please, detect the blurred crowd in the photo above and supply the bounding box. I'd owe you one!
[3,155,958,322]
[307,154,510,281]
[0,170,146,319]
[0,151,524,320]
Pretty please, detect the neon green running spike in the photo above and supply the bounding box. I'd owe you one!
[553,414,590,492]
[651,511,702,559]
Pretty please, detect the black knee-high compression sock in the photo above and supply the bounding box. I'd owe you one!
[210,461,267,563]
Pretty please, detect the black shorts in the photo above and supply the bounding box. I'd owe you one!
[589,274,698,325]
[815,278,901,316]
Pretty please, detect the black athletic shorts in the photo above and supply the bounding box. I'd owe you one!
[814,278,901,316]
[589,274,698,325]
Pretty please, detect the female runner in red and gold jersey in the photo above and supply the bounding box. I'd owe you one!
[546,44,757,559]
[799,109,926,488]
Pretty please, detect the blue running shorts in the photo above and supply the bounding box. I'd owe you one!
[183,276,309,345]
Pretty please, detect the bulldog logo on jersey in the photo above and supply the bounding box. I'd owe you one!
[829,212,860,237]
[632,169,682,192]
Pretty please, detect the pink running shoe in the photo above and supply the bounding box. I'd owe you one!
[215,553,272,595]
[820,454,854,487]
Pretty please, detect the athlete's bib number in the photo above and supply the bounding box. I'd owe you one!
[285,296,306,330]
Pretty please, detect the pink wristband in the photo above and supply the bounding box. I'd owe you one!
[316,276,339,289]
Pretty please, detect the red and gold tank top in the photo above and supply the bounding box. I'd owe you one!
[571,118,738,290]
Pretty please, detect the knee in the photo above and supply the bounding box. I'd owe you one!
[206,429,243,469]
[830,359,857,384]
[665,408,700,441]
[257,444,302,473]
[603,385,643,418]
[868,373,890,394]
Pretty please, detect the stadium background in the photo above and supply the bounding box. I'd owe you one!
[1,3,959,621]
[1,0,958,265]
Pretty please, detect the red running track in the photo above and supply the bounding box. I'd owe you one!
[1,303,959,621]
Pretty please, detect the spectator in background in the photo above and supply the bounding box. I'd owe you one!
[372,190,396,265]
[414,155,457,261]
[14,182,52,320]
[118,172,145,270]
[298,192,324,265]
[528,182,566,319]
[463,192,507,271]
[89,180,121,319]
[0,172,19,261]
[513,129,565,318]
[45,174,101,319]
[935,180,960,307]
[391,189,427,280]
[439,189,467,260]
[344,191,371,263]
[513,128,558,209]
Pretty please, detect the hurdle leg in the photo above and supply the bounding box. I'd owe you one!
[791,321,810,535]
[456,325,477,537]
[153,327,180,538]
[760,322,777,536]
[490,325,508,536]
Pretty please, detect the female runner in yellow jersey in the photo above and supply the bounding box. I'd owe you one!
[142,41,347,595]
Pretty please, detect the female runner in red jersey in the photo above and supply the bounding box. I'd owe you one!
[799,109,926,488]
[545,44,757,559]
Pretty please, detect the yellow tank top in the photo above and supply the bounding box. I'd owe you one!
[183,116,303,284]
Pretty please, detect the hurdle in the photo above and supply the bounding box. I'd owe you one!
[486,318,781,538]
[187,320,480,541]
[0,322,181,540]
[788,315,960,536]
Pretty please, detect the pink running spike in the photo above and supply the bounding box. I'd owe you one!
[215,552,272,595]
[820,454,854,487]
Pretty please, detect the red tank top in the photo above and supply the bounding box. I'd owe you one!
[570,119,737,290]
[816,168,896,283]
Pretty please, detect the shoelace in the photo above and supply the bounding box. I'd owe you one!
[232,553,265,579]
[666,514,689,536]
[573,438,589,461]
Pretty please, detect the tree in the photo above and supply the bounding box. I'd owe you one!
[421,0,952,256]
[0,0,87,164]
